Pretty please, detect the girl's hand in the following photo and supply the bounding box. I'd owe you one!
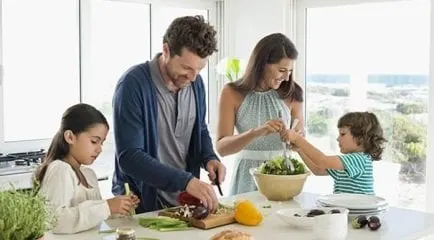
[130,194,140,209]
[107,196,133,215]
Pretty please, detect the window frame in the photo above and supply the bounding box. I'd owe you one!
[295,0,434,212]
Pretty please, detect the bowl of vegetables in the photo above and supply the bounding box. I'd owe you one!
[250,156,310,201]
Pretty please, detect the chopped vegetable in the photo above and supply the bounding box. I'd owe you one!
[177,191,202,206]
[261,205,271,208]
[215,203,234,215]
[192,206,209,220]
[234,200,263,226]
[259,156,306,175]
[98,227,160,239]
[124,183,136,215]
[98,229,116,234]
[138,216,191,232]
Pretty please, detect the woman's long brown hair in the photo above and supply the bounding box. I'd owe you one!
[229,33,303,102]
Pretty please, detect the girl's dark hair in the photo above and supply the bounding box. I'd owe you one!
[338,112,387,160]
[229,33,303,102]
[35,103,109,184]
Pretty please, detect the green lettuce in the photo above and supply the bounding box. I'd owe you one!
[258,156,306,175]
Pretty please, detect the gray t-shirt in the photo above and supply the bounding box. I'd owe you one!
[149,54,196,206]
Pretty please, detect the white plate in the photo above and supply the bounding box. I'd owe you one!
[317,193,388,210]
[348,207,388,214]
[276,207,349,229]
[316,200,389,213]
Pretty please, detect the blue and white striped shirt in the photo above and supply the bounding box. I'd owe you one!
[327,152,374,195]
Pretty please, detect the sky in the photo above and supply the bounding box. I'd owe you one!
[306,0,430,75]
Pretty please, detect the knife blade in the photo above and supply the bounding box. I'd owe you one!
[215,171,223,196]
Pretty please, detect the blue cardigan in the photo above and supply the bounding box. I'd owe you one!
[111,62,218,213]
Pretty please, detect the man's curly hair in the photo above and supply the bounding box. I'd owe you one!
[163,15,217,58]
[338,112,387,160]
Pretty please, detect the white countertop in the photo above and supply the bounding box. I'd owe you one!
[44,191,434,240]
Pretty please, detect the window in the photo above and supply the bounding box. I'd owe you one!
[80,0,151,139]
[0,0,219,198]
[79,0,151,197]
[0,0,79,150]
[0,0,217,151]
[296,0,430,211]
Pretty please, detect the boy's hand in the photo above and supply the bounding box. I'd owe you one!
[280,129,299,144]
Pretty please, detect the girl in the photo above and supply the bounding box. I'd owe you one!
[282,111,386,194]
[35,103,139,234]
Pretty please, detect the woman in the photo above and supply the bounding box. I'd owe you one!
[216,33,304,195]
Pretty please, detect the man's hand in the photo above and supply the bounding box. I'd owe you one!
[185,178,218,212]
[206,160,226,184]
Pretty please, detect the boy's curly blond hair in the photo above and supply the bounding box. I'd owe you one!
[337,112,387,160]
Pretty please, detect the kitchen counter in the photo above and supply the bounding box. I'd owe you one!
[44,191,434,240]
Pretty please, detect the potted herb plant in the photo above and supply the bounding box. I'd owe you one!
[216,57,247,82]
[0,187,54,240]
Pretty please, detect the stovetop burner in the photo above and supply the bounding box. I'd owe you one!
[0,149,46,176]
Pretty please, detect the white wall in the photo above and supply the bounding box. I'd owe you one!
[224,0,293,60]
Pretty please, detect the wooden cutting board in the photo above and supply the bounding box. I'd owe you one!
[158,207,236,229]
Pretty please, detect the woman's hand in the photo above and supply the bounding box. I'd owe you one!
[253,119,285,137]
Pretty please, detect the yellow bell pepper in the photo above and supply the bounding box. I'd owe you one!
[234,200,263,226]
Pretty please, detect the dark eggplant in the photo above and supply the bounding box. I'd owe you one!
[368,216,381,231]
[368,216,380,223]
[306,209,326,217]
[368,221,381,231]
[192,206,209,220]
[329,209,341,214]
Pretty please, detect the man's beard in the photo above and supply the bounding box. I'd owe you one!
[165,65,191,89]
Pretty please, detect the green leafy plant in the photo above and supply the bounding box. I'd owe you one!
[216,57,247,82]
[331,88,349,97]
[0,187,55,240]
[371,109,426,183]
[259,156,306,175]
[307,111,329,136]
[396,102,426,115]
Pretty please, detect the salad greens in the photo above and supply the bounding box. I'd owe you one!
[258,156,306,175]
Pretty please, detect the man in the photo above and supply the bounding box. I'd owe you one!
[111,15,226,213]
